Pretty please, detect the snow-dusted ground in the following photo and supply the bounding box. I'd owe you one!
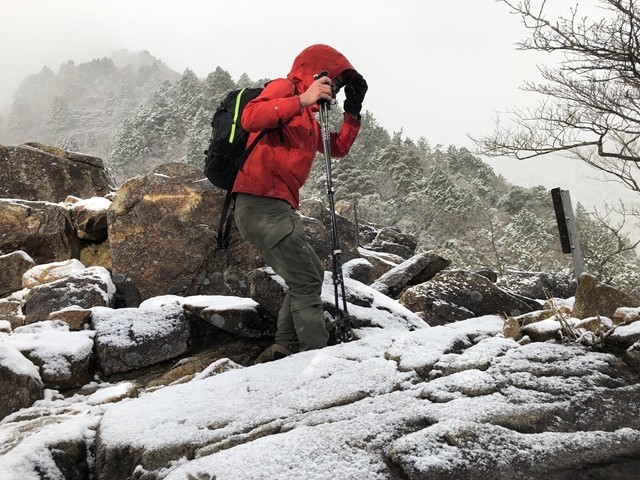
[3,295,638,480]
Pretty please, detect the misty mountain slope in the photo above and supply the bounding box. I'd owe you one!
[2,51,179,157]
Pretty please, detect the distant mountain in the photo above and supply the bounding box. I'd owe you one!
[0,50,180,158]
[109,49,178,76]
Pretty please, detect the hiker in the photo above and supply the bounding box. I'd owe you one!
[232,44,367,363]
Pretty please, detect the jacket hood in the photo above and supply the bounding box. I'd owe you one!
[287,44,356,93]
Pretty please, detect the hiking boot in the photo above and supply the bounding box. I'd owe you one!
[254,343,293,364]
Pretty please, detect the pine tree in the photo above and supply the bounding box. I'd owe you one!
[425,166,480,216]
[83,129,98,154]
[104,80,137,123]
[184,106,210,168]
[146,80,182,157]
[204,67,237,104]
[497,185,549,215]
[500,209,561,271]
[110,110,151,181]
[56,135,79,152]
[348,111,391,163]
[43,96,75,137]
[6,96,34,137]
[176,69,204,120]
[237,73,254,88]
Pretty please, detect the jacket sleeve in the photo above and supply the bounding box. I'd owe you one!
[241,79,301,132]
[319,113,361,158]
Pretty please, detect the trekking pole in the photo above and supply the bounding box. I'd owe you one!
[315,71,354,343]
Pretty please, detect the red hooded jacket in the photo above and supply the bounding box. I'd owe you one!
[232,44,361,209]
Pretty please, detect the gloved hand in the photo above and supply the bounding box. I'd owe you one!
[343,74,368,117]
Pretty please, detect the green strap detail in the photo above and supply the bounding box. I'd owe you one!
[229,88,247,143]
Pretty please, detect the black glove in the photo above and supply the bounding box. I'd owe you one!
[343,74,368,117]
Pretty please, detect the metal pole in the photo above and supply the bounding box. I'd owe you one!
[317,78,353,343]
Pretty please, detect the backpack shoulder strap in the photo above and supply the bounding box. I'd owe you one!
[217,181,237,250]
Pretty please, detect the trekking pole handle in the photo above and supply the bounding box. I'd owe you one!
[314,70,328,80]
[314,70,335,107]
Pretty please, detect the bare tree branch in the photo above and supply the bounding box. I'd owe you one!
[473,1,640,195]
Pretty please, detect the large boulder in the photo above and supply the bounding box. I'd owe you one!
[0,143,112,202]
[246,267,287,319]
[0,251,35,297]
[78,239,112,271]
[67,196,111,241]
[48,307,93,331]
[181,296,277,339]
[0,199,77,264]
[343,258,376,285]
[497,270,577,300]
[298,198,360,266]
[92,325,640,480]
[22,259,86,289]
[370,252,450,298]
[364,226,418,259]
[6,321,95,390]
[0,342,44,420]
[23,266,115,324]
[572,273,640,320]
[400,270,537,326]
[358,248,405,280]
[91,303,190,376]
[0,298,24,329]
[606,307,640,350]
[107,163,264,301]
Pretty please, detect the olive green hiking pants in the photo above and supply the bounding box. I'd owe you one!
[234,193,329,351]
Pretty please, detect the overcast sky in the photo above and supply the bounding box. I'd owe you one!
[1,0,545,145]
[2,0,634,212]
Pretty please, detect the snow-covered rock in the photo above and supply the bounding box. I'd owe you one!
[22,259,86,289]
[91,302,189,375]
[5,321,94,389]
[67,196,111,241]
[22,266,114,325]
[0,251,35,296]
[0,342,44,419]
[183,295,276,339]
[370,252,450,297]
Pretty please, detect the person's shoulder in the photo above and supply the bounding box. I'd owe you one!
[263,78,297,96]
